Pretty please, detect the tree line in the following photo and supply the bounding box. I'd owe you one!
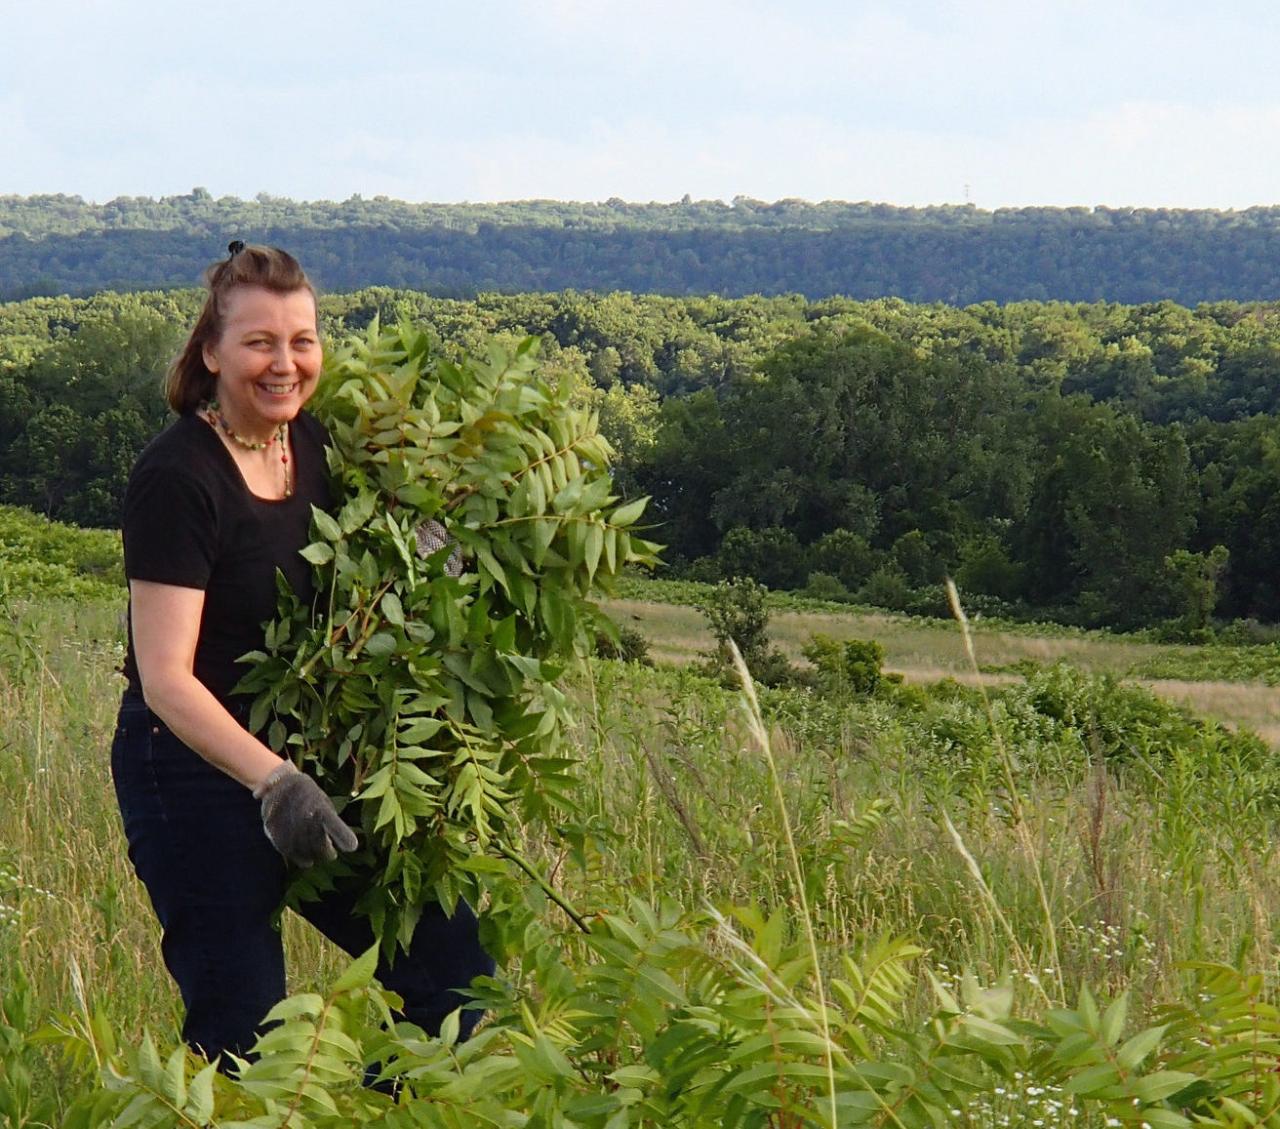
[7,191,1280,304]
[6,286,1280,631]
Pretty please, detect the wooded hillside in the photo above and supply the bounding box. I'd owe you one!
[6,192,1280,303]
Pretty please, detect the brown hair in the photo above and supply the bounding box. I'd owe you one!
[164,243,317,413]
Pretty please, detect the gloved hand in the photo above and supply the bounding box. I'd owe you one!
[253,761,359,868]
[415,518,463,577]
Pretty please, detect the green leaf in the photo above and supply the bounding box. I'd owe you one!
[249,696,273,739]
[400,717,446,743]
[338,489,376,533]
[1062,1061,1121,1095]
[1100,993,1128,1046]
[610,496,648,527]
[113,1094,159,1129]
[475,545,510,594]
[959,1014,1023,1046]
[380,591,405,627]
[187,1062,217,1124]
[532,516,558,566]
[161,1046,187,1105]
[438,1008,460,1047]
[609,1064,661,1089]
[1116,1024,1165,1070]
[584,523,604,580]
[1131,1071,1200,1103]
[1135,1110,1192,1129]
[261,993,325,1023]
[300,541,334,565]
[332,944,380,993]
[312,506,342,542]
[552,476,584,513]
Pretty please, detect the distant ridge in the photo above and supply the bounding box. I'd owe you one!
[4,190,1280,303]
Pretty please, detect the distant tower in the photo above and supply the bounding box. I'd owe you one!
[964,183,972,204]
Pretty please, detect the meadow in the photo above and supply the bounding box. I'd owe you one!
[603,577,1280,746]
[7,572,1280,1124]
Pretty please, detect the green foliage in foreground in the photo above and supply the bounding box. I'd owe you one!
[30,909,1280,1129]
[10,583,1280,1124]
[11,656,1280,1127]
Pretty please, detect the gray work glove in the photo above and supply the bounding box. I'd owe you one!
[253,761,358,868]
[415,518,463,577]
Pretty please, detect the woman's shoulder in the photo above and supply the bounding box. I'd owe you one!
[125,415,228,512]
[132,413,217,471]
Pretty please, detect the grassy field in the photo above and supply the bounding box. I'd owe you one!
[602,595,1280,744]
[0,602,345,1083]
[8,591,1280,1123]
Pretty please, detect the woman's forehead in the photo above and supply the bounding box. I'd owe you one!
[222,285,317,330]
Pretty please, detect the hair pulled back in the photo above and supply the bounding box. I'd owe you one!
[165,243,317,414]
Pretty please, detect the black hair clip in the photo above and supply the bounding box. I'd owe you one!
[227,240,246,259]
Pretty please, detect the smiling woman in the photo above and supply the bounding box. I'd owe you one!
[110,243,493,1068]
[199,286,321,500]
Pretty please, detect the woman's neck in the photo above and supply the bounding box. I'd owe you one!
[199,406,294,499]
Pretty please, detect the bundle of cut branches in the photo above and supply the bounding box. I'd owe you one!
[237,322,658,951]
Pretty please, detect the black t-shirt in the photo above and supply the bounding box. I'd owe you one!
[121,411,332,703]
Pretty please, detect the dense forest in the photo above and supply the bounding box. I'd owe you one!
[6,285,1280,633]
[7,191,1280,303]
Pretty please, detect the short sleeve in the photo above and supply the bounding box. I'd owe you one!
[122,465,219,589]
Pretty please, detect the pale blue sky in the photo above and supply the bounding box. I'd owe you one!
[4,0,1280,208]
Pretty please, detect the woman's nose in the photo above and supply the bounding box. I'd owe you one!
[271,346,298,373]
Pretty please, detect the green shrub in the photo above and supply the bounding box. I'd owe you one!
[235,325,660,952]
[0,504,124,601]
[699,577,770,666]
[698,577,796,687]
[683,555,722,584]
[800,571,849,602]
[1216,618,1280,646]
[955,535,1024,599]
[594,622,652,665]
[856,563,914,611]
[1146,618,1217,645]
[808,528,878,590]
[801,633,885,696]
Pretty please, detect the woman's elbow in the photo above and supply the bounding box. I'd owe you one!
[137,669,197,717]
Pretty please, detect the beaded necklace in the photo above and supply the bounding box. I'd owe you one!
[202,398,292,498]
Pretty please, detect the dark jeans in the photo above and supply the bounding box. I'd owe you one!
[110,692,494,1064]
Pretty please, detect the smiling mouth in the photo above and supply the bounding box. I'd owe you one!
[258,382,299,395]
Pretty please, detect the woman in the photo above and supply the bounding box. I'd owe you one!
[112,243,493,1066]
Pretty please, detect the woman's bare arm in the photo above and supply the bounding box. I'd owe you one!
[129,579,283,790]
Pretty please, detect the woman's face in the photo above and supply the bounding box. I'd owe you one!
[201,285,321,437]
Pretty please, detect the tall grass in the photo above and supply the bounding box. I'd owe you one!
[540,657,1280,1013]
[0,601,348,1094]
[6,594,1280,1119]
